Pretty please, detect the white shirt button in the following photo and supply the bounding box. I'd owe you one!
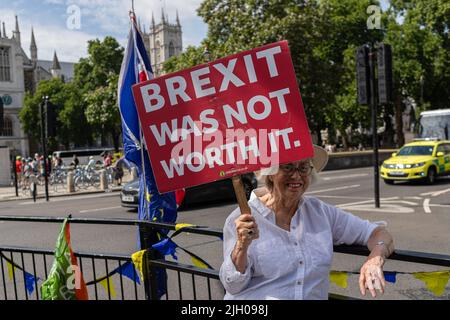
[297,280,302,285]
[299,261,303,265]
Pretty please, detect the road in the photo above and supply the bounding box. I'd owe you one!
[0,166,449,300]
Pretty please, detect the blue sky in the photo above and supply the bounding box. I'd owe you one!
[0,0,207,62]
[0,0,390,63]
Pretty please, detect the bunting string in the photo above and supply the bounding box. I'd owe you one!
[329,270,450,297]
[0,251,40,295]
[2,229,449,299]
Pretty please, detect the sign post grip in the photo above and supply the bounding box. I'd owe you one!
[232,175,252,215]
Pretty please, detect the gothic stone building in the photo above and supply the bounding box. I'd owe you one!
[142,9,183,76]
[0,16,74,157]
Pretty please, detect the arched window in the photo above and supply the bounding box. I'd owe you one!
[0,46,11,82]
[169,42,175,57]
[155,41,161,65]
[0,116,13,137]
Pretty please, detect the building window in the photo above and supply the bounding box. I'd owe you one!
[169,42,175,58]
[0,116,13,137]
[155,41,161,65]
[0,47,11,82]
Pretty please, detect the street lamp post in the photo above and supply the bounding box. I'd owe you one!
[40,96,50,202]
[368,44,380,208]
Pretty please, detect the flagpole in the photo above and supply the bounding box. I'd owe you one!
[129,5,156,300]
[130,6,149,221]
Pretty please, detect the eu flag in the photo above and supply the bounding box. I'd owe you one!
[118,13,177,299]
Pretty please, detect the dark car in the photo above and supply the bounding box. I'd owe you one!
[120,173,258,210]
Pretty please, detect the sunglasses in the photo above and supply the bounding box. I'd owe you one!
[279,163,314,176]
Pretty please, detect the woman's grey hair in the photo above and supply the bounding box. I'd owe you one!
[263,163,320,191]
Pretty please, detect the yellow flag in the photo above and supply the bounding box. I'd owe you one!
[330,271,348,288]
[6,261,15,281]
[413,271,450,297]
[131,250,146,282]
[176,223,195,231]
[191,256,209,269]
[99,278,116,299]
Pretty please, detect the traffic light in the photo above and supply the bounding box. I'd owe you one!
[46,101,58,138]
[356,46,371,105]
[377,43,393,104]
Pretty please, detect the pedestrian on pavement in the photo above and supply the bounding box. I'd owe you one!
[220,145,394,300]
[86,156,96,172]
[103,152,112,168]
[71,154,80,168]
[113,155,126,186]
[15,156,22,183]
[32,153,40,175]
[22,158,34,188]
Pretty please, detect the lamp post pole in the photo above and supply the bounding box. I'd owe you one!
[40,96,50,202]
[369,44,380,208]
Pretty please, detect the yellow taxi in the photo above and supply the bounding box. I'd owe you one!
[380,139,450,184]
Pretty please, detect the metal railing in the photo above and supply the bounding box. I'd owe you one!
[0,215,449,300]
[0,216,223,300]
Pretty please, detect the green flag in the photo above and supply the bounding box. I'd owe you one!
[41,218,89,300]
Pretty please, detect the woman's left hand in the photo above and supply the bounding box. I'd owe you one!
[359,256,386,298]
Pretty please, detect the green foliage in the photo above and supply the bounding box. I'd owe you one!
[166,0,383,145]
[19,78,92,151]
[20,79,65,150]
[85,74,121,149]
[164,0,448,147]
[386,0,449,110]
[74,36,124,92]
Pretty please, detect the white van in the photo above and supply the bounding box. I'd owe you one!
[52,148,115,166]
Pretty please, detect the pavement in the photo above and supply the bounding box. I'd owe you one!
[0,184,123,202]
[0,173,135,202]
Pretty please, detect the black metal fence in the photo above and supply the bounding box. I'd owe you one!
[0,215,449,300]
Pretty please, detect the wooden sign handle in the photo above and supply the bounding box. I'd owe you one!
[232,175,252,216]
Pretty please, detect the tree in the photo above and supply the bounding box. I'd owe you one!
[315,0,385,148]
[73,36,124,149]
[382,0,449,146]
[167,0,383,148]
[74,36,124,92]
[20,79,65,151]
[58,83,93,149]
[85,74,121,151]
[19,78,93,151]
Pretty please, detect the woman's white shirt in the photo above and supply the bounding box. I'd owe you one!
[220,189,378,300]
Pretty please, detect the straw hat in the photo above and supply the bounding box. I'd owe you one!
[311,145,328,172]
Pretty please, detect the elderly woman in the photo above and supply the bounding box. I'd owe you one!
[220,145,394,300]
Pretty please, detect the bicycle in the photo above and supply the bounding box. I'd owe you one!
[21,174,37,197]
[49,167,67,192]
[74,166,101,191]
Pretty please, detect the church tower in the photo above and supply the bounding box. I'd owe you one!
[30,28,37,63]
[145,8,182,76]
[12,16,21,45]
[50,51,62,79]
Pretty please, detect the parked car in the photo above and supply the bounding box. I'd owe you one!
[120,172,258,210]
[380,139,450,185]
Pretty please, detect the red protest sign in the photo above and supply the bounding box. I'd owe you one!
[132,40,313,193]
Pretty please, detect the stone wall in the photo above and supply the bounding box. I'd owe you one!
[0,147,11,186]
[324,150,397,171]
